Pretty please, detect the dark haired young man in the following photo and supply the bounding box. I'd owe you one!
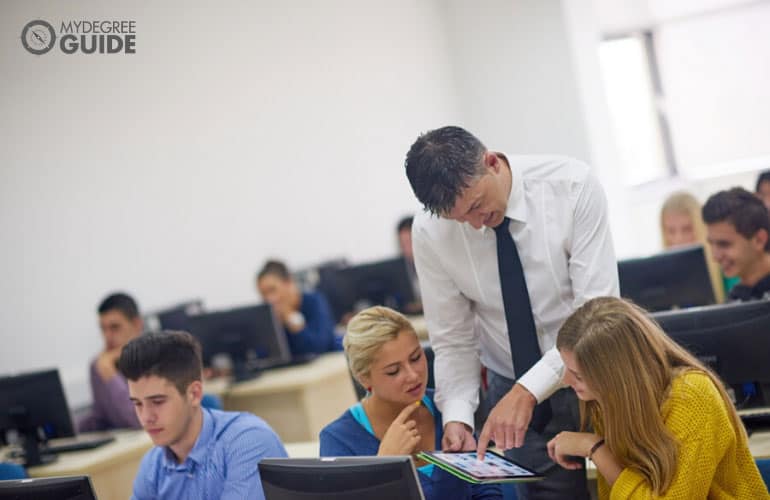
[405,126,618,499]
[119,331,286,500]
[703,187,770,301]
[755,170,770,211]
[78,292,143,432]
[396,215,423,314]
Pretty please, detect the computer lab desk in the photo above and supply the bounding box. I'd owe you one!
[222,352,358,442]
[24,430,152,500]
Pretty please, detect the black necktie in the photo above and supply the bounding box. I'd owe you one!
[494,216,552,433]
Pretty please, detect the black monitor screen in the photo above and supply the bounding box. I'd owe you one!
[334,257,416,315]
[296,259,350,323]
[618,245,715,312]
[652,299,770,388]
[0,369,75,466]
[259,456,425,500]
[0,475,97,499]
[144,299,204,332]
[187,304,291,371]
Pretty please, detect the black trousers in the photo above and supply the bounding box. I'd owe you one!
[485,369,589,500]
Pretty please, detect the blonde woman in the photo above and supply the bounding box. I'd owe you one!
[320,306,501,500]
[660,191,733,301]
[546,297,768,498]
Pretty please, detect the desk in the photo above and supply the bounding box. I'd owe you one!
[224,352,357,442]
[284,440,320,458]
[406,314,429,340]
[26,430,151,500]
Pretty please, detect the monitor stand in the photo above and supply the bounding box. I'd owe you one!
[13,428,57,467]
[232,362,261,383]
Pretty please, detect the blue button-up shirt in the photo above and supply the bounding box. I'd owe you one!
[131,408,287,500]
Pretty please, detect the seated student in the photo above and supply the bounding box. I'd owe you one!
[756,170,770,211]
[547,297,768,499]
[119,331,287,500]
[320,307,501,500]
[702,187,770,301]
[660,191,733,300]
[256,260,336,356]
[78,292,143,432]
[396,215,423,314]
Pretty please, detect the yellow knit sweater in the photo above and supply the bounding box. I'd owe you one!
[597,371,769,499]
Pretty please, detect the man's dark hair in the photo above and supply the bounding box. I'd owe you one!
[702,187,770,251]
[397,216,413,233]
[756,170,770,193]
[118,331,202,395]
[98,292,140,319]
[405,126,487,215]
[257,259,291,282]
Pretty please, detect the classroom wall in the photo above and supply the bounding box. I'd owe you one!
[2,0,609,407]
[0,0,464,405]
[2,0,765,407]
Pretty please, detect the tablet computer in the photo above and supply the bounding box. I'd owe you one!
[417,450,543,484]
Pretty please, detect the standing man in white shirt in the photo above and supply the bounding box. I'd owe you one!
[405,126,618,499]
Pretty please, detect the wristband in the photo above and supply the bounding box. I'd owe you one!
[588,438,605,461]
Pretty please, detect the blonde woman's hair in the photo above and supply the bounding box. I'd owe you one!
[344,306,417,383]
[660,191,725,302]
[557,296,744,495]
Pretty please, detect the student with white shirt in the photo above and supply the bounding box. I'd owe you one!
[404,126,619,499]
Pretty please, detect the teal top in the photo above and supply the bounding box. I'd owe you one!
[349,394,436,476]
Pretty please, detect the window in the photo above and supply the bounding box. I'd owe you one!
[598,32,677,185]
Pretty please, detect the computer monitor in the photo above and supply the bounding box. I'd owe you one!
[0,369,75,466]
[618,245,715,312]
[143,299,204,333]
[301,258,351,324]
[187,304,291,376]
[258,456,425,500]
[652,298,770,405]
[333,257,416,315]
[0,475,97,499]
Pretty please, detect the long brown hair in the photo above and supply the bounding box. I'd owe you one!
[557,297,744,495]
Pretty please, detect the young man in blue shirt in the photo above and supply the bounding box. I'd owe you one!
[119,331,287,500]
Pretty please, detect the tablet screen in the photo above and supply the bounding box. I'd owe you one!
[427,451,538,479]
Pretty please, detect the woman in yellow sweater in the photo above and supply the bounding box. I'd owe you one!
[546,296,768,499]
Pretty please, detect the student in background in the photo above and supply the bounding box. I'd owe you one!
[78,292,142,432]
[396,215,422,314]
[398,215,416,266]
[257,260,336,356]
[756,170,770,211]
[120,331,287,500]
[703,187,770,301]
[547,297,768,499]
[320,306,501,500]
[659,191,732,301]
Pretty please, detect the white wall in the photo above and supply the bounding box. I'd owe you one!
[441,0,592,160]
[0,0,462,405]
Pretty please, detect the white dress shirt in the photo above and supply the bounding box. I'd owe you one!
[412,155,619,430]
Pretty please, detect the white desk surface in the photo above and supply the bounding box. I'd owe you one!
[284,440,320,458]
[25,430,151,477]
[406,314,429,340]
[226,351,350,396]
